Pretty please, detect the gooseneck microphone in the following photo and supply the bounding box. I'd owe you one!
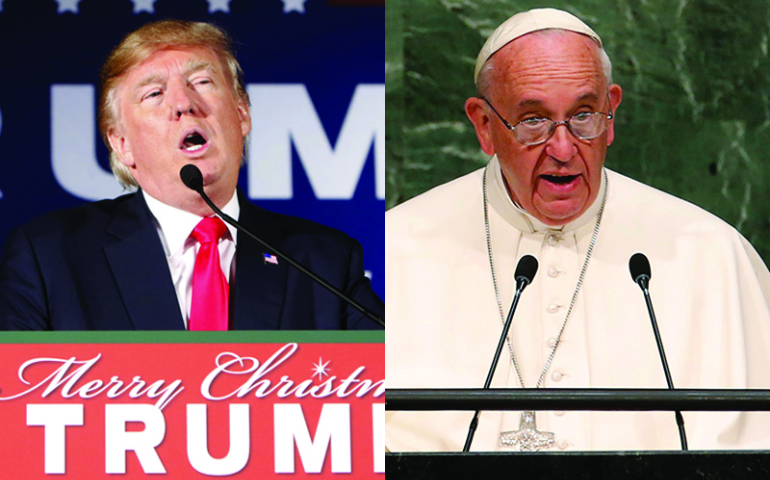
[180,164,205,191]
[629,253,651,290]
[463,255,538,452]
[514,255,538,291]
[629,252,688,450]
[180,164,384,328]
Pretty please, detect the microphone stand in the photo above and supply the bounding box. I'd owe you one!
[463,275,531,452]
[637,278,688,451]
[182,166,384,328]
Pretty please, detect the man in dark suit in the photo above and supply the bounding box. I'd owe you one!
[0,20,383,330]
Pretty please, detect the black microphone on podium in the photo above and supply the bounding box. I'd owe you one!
[180,164,384,328]
[629,252,688,450]
[463,255,538,452]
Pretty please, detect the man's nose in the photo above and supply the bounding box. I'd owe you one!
[544,122,577,162]
[168,82,200,119]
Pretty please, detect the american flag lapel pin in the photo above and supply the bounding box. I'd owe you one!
[263,253,279,265]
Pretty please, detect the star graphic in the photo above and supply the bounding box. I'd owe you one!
[131,0,156,14]
[311,358,331,379]
[282,0,306,14]
[55,0,81,14]
[207,0,231,13]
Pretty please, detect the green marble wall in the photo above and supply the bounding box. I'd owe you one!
[386,0,770,263]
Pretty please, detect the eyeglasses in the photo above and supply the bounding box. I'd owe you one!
[482,97,614,146]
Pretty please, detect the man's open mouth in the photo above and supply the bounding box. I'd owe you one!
[541,174,579,185]
[180,131,208,152]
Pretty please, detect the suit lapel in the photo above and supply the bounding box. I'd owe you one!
[232,191,289,330]
[104,192,185,330]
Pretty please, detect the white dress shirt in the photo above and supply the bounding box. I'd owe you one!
[143,190,239,329]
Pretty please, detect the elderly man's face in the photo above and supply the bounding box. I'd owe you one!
[466,32,622,226]
[108,46,250,212]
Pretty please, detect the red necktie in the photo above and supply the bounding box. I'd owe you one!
[189,217,229,331]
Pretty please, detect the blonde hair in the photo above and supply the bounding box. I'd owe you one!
[98,20,249,188]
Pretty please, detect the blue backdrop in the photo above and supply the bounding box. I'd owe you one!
[0,0,385,298]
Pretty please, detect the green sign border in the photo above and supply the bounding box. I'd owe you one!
[0,331,384,344]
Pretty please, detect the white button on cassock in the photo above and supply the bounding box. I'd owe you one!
[548,267,559,277]
[557,439,568,450]
[548,304,559,313]
[551,371,564,381]
[546,337,557,348]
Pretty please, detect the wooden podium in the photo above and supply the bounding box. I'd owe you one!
[386,388,770,479]
[387,450,770,479]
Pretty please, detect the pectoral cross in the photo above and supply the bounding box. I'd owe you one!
[500,411,555,452]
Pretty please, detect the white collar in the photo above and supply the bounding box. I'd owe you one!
[485,154,607,234]
[143,189,240,257]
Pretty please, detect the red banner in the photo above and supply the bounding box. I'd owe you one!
[0,337,383,478]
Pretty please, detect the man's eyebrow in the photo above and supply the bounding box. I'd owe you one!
[131,61,217,95]
[134,72,166,92]
[517,99,543,109]
[513,92,602,110]
[182,60,216,77]
[577,92,601,103]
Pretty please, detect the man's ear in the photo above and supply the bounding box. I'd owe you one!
[107,127,134,168]
[465,97,496,156]
[238,100,251,138]
[606,84,623,147]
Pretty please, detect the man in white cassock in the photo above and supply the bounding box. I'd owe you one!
[385,8,770,452]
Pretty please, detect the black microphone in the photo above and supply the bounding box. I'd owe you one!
[463,255,538,452]
[180,164,384,328]
[629,252,651,290]
[180,163,205,191]
[515,254,538,291]
[629,252,688,450]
